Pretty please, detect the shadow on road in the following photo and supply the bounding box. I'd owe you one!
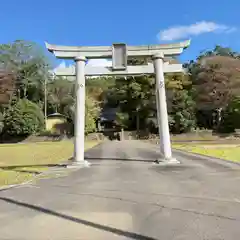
[85,157,155,163]
[0,197,157,240]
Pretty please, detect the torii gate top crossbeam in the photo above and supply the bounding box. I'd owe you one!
[45,40,190,59]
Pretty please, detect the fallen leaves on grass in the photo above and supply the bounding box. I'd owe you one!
[173,144,240,162]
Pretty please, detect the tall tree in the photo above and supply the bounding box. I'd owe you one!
[63,94,100,134]
[86,76,115,103]
[198,45,239,59]
[169,90,196,133]
[0,40,50,104]
[186,46,240,130]
[47,77,74,114]
[0,70,15,109]
[108,75,155,130]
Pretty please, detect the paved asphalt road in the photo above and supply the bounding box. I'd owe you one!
[0,140,240,240]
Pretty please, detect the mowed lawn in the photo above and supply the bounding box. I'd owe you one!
[173,143,240,163]
[0,140,99,187]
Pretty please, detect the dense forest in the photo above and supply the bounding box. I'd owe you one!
[1,40,240,140]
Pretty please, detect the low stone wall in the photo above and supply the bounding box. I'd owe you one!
[2,129,240,144]
[87,130,240,142]
[23,135,70,142]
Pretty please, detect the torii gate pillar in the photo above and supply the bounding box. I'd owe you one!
[74,56,88,165]
[153,53,172,161]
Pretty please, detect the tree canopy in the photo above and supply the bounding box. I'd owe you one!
[1,40,240,139]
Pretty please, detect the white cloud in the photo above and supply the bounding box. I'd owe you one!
[158,21,237,41]
[53,59,113,71]
[52,59,113,79]
[53,61,67,71]
[85,59,112,79]
[57,61,67,68]
[87,59,112,67]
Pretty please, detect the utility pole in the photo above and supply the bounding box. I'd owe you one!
[44,75,47,127]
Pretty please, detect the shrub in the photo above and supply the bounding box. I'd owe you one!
[3,99,45,136]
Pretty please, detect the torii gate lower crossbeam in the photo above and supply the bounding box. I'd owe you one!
[46,41,191,166]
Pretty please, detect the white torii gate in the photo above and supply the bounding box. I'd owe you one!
[46,40,190,166]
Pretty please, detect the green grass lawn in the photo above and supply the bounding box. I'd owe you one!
[173,143,240,163]
[0,140,99,187]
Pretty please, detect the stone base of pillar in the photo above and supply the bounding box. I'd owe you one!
[154,158,180,165]
[66,160,91,169]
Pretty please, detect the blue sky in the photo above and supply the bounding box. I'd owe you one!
[1,0,239,67]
